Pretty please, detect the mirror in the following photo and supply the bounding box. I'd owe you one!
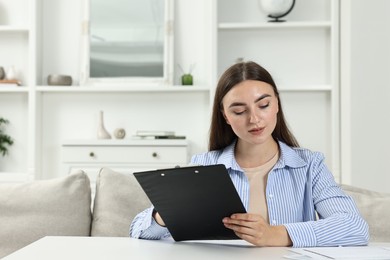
[81,0,174,86]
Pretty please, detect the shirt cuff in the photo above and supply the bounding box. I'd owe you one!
[139,208,170,239]
[283,222,317,248]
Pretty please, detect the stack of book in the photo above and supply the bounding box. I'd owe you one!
[0,79,22,87]
[132,130,186,140]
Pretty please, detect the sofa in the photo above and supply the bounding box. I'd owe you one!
[1,169,389,258]
[0,168,151,258]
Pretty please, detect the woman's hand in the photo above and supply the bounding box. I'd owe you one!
[153,211,166,227]
[222,213,292,247]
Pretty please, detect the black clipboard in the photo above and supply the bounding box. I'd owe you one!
[133,164,246,241]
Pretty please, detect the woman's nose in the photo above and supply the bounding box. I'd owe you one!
[249,112,260,124]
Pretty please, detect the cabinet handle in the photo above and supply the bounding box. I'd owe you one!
[89,152,95,157]
[152,152,158,158]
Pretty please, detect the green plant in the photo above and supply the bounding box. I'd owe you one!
[0,118,13,156]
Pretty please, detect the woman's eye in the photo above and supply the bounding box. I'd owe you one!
[259,103,269,109]
[233,110,245,115]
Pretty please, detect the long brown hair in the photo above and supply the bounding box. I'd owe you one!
[209,61,299,151]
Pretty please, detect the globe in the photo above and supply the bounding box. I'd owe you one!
[259,0,296,22]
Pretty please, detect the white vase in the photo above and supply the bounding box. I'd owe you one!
[97,111,112,139]
[6,65,17,80]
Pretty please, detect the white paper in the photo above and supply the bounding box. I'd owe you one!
[289,246,390,260]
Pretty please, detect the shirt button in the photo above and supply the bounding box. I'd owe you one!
[269,194,274,198]
[272,220,277,225]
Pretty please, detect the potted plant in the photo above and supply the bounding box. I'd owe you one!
[0,117,13,156]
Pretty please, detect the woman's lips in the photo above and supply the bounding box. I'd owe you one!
[249,127,264,134]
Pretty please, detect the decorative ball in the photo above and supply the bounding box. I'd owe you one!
[113,128,126,139]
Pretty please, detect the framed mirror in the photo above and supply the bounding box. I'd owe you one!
[80,0,174,86]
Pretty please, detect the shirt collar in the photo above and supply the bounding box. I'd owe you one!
[216,139,307,171]
[216,141,242,172]
[275,141,307,169]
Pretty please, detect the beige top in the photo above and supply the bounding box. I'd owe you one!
[242,151,279,223]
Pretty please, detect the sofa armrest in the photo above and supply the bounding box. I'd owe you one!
[0,171,92,258]
[341,184,390,242]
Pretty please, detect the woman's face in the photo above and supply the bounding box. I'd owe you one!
[221,80,279,145]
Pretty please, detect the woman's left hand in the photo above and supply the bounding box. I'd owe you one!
[222,213,292,247]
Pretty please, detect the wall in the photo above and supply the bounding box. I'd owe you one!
[341,0,390,192]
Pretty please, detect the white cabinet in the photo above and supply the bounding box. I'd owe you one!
[215,0,340,180]
[61,139,188,193]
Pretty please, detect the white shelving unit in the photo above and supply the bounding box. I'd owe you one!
[0,0,214,181]
[1,0,340,182]
[0,0,34,181]
[215,0,340,180]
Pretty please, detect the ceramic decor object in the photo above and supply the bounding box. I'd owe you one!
[0,67,5,80]
[6,65,17,80]
[113,128,126,139]
[47,74,73,86]
[97,111,112,139]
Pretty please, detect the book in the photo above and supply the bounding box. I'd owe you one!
[0,79,22,86]
[135,130,175,137]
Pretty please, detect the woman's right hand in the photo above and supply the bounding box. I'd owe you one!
[153,211,166,227]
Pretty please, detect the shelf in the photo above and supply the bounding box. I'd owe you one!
[35,85,210,93]
[0,25,29,33]
[278,84,333,92]
[1,85,331,93]
[218,21,331,30]
[0,87,29,93]
[62,139,188,146]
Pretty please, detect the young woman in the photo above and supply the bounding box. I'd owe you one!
[130,61,369,247]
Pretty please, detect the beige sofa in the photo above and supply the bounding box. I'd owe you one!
[340,184,390,242]
[1,169,389,258]
[0,168,151,258]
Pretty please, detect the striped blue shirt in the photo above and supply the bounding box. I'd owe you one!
[130,141,369,247]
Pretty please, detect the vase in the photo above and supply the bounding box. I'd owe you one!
[97,111,111,139]
[6,65,17,80]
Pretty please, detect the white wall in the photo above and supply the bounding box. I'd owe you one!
[341,0,390,192]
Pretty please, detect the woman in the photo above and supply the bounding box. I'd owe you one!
[130,61,369,247]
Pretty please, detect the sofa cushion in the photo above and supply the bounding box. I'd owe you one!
[91,167,151,237]
[341,184,390,242]
[0,171,92,258]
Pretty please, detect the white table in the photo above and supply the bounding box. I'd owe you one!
[3,236,291,260]
[4,236,390,260]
